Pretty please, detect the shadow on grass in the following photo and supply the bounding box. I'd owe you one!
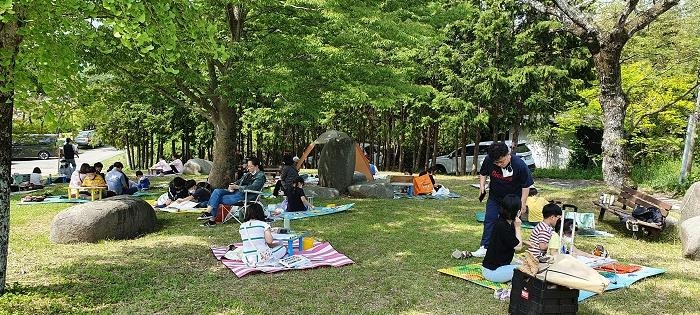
[5,176,696,314]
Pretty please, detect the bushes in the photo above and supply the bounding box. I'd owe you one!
[534,158,698,195]
[532,167,603,180]
[630,158,700,195]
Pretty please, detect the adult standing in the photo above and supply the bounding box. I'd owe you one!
[471,142,533,258]
[62,138,79,169]
[273,155,298,196]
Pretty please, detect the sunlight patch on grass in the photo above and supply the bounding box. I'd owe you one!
[3,176,700,314]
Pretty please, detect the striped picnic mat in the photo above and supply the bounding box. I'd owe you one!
[211,242,354,278]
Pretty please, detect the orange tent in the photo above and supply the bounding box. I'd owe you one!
[295,131,374,182]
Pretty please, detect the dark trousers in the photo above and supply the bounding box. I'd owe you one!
[480,198,500,248]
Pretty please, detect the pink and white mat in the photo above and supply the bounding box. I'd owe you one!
[210,241,354,278]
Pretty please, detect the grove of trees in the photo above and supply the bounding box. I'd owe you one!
[1,0,698,294]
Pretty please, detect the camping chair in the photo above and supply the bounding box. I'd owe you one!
[222,189,264,224]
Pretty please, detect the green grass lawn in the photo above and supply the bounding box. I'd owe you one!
[3,175,700,314]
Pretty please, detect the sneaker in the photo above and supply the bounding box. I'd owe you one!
[452,249,473,259]
[197,212,213,220]
[200,220,216,227]
[471,246,487,258]
[498,289,511,301]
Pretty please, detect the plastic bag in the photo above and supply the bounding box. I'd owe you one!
[534,254,610,294]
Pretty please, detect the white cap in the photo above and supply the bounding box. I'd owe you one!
[292,156,300,162]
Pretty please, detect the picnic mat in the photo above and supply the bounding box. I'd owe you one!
[475,211,536,229]
[270,203,354,222]
[132,191,157,197]
[438,264,510,291]
[393,193,462,199]
[10,189,41,196]
[156,207,203,213]
[211,241,354,278]
[17,197,89,205]
[578,265,665,301]
[578,229,615,237]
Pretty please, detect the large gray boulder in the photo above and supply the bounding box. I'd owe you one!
[680,181,700,223]
[303,185,340,199]
[183,158,214,175]
[348,182,394,199]
[680,215,700,260]
[352,171,369,185]
[50,195,157,244]
[318,131,355,193]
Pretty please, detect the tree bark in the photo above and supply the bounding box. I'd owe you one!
[1,11,22,295]
[459,122,468,176]
[208,104,240,188]
[472,131,481,175]
[594,45,629,188]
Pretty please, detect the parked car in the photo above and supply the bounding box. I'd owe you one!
[75,130,102,148]
[11,134,59,160]
[431,140,536,174]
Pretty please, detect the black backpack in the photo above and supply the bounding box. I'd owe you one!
[631,205,663,224]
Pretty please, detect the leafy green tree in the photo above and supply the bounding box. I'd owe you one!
[522,0,680,187]
[552,3,699,168]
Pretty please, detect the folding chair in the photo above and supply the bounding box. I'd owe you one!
[222,189,263,224]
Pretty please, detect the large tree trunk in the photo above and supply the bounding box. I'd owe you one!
[0,14,22,295]
[594,45,629,188]
[208,104,240,188]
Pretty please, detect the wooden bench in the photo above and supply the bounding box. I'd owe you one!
[593,186,672,237]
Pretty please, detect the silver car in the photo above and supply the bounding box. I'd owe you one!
[431,140,536,174]
[75,130,102,148]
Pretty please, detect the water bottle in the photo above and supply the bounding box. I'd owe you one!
[283,216,290,230]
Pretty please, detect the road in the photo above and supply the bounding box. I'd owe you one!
[11,146,124,175]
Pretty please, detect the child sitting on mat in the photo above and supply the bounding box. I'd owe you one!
[549,218,598,258]
[237,203,287,266]
[480,194,523,283]
[527,203,562,259]
[285,176,313,212]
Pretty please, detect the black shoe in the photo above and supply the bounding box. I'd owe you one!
[201,220,216,227]
[197,212,213,220]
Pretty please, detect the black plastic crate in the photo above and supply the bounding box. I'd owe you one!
[509,268,579,315]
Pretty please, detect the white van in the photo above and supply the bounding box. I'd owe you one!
[431,141,536,174]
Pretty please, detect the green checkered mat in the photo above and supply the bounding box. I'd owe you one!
[438,264,510,291]
[475,211,537,229]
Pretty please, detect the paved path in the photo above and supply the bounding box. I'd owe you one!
[11,146,123,175]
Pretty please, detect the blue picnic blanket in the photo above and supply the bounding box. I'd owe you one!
[578,266,665,301]
[17,197,89,205]
[474,211,537,229]
[269,203,354,221]
[394,192,461,199]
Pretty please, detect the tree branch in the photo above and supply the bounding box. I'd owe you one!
[626,0,680,37]
[575,0,596,10]
[616,0,639,31]
[521,0,589,38]
[631,80,700,131]
[551,0,598,35]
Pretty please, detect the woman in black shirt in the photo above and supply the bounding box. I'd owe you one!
[286,176,313,212]
[481,194,523,283]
